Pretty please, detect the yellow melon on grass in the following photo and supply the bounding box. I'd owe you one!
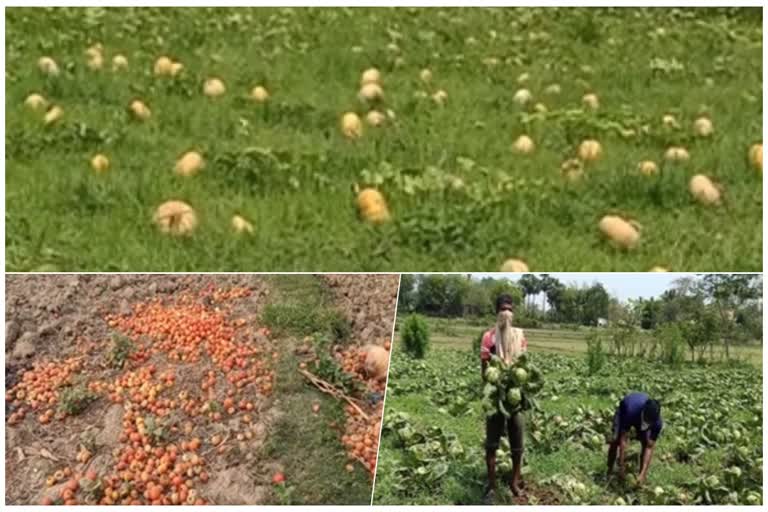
[638,161,659,177]
[419,68,433,84]
[358,82,383,103]
[689,175,721,206]
[85,45,104,70]
[341,112,363,139]
[356,188,390,224]
[170,62,184,76]
[578,140,603,162]
[112,54,128,71]
[649,267,669,272]
[499,259,530,272]
[512,135,535,155]
[250,86,269,103]
[582,93,599,110]
[360,68,381,86]
[38,56,60,76]
[693,117,714,137]
[153,200,198,236]
[599,215,641,250]
[25,93,48,111]
[561,158,584,182]
[203,78,226,97]
[664,146,690,163]
[432,89,448,106]
[129,100,151,121]
[513,88,533,106]
[90,154,110,174]
[231,215,254,235]
[44,105,64,125]
[154,56,174,76]
[366,110,386,127]
[174,151,205,177]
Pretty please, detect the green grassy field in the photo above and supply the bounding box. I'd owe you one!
[374,322,763,505]
[6,7,763,271]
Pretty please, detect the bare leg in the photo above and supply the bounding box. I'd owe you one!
[607,440,618,477]
[486,448,497,491]
[510,450,524,496]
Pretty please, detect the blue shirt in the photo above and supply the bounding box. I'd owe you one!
[617,392,663,441]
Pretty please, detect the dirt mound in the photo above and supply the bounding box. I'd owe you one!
[322,274,399,346]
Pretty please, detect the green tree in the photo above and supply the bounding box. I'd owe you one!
[397,274,417,313]
[518,274,541,310]
[581,284,610,326]
[402,314,430,359]
[414,274,470,317]
[699,274,761,359]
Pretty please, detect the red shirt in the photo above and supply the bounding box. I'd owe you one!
[480,327,528,362]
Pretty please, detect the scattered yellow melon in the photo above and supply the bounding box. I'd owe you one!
[544,84,561,95]
[749,144,762,173]
[693,117,714,137]
[38,56,59,76]
[582,93,599,110]
[578,140,603,162]
[129,100,151,121]
[90,154,110,174]
[203,78,226,97]
[366,110,386,127]
[112,54,128,71]
[638,161,659,176]
[341,112,363,139]
[432,89,448,105]
[169,62,184,76]
[356,188,390,224]
[154,56,174,76]
[358,82,383,103]
[360,68,381,86]
[500,259,530,272]
[664,146,690,162]
[24,93,48,111]
[662,114,679,129]
[174,151,205,177]
[250,85,269,103]
[85,46,103,70]
[231,215,254,235]
[649,267,669,272]
[599,215,640,249]
[561,158,584,181]
[512,135,535,155]
[44,105,64,125]
[153,200,198,236]
[420,68,433,83]
[513,88,533,106]
[689,175,721,206]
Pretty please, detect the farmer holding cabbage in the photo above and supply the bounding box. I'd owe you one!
[607,392,663,485]
[480,294,528,502]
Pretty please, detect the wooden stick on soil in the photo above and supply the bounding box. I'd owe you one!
[297,368,369,420]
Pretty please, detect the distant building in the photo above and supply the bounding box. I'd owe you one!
[597,318,608,327]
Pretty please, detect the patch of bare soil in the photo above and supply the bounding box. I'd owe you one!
[5,274,281,505]
[322,274,399,346]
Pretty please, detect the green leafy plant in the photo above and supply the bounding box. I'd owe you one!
[402,314,430,359]
[58,383,96,416]
[107,333,135,369]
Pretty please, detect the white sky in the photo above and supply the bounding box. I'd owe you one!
[471,273,684,301]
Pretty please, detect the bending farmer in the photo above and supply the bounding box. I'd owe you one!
[607,392,663,485]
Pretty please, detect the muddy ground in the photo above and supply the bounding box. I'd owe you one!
[5,274,399,505]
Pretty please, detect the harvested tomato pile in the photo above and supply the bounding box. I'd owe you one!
[7,286,280,505]
[337,346,387,477]
[6,357,84,425]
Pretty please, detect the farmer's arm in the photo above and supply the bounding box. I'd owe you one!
[638,439,656,484]
[481,359,488,379]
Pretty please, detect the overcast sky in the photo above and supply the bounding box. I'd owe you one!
[471,273,683,301]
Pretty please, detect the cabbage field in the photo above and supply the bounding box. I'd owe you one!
[373,344,763,505]
[5,7,763,271]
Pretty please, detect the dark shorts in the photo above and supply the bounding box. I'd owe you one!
[485,411,524,453]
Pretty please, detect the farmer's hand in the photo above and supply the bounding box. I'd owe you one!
[637,473,647,487]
